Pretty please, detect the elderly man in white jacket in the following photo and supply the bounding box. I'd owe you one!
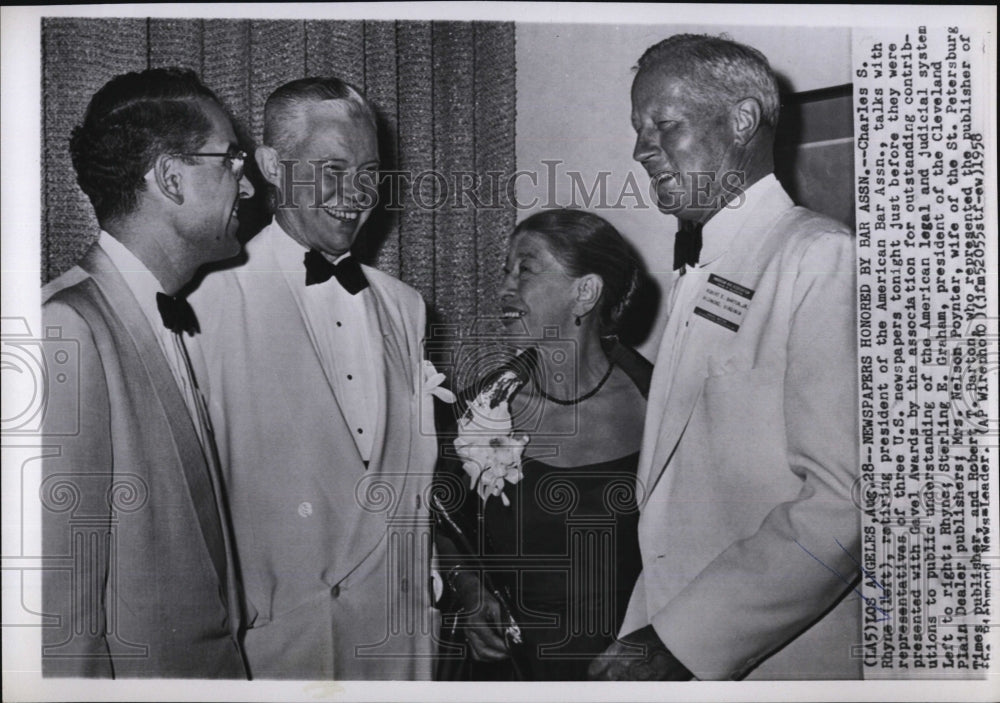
[590,34,861,681]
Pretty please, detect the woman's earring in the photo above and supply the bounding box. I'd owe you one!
[265,184,278,215]
[574,315,582,327]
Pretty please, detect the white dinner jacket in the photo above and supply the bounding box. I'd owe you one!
[622,182,862,680]
[189,223,438,680]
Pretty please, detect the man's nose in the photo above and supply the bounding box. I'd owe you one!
[331,171,368,207]
[342,172,361,201]
[239,173,255,199]
[632,127,658,164]
[499,271,517,296]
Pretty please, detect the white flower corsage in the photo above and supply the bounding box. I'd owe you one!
[453,367,530,507]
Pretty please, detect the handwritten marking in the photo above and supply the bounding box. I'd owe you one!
[794,539,892,623]
[834,537,889,603]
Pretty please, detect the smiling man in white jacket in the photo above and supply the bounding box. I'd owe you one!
[590,34,861,681]
[189,76,438,680]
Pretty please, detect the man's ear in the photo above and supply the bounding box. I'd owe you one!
[574,273,604,316]
[255,146,282,187]
[732,97,764,145]
[151,154,184,205]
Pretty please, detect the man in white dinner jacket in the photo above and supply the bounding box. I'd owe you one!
[41,67,255,678]
[590,34,861,681]
[189,76,438,680]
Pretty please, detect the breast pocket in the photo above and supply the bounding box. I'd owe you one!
[696,366,791,501]
[702,365,783,399]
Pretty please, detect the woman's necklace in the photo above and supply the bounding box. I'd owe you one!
[532,360,615,406]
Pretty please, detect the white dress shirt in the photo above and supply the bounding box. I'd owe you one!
[267,223,380,461]
[97,231,213,456]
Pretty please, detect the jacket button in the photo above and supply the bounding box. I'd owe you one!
[331,584,341,598]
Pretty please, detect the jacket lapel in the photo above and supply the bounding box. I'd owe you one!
[274,241,337,397]
[362,272,412,523]
[79,244,230,592]
[640,184,798,506]
[269,245,412,569]
[640,279,730,504]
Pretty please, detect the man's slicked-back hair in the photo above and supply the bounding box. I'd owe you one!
[263,76,377,155]
[636,33,781,128]
[69,67,223,223]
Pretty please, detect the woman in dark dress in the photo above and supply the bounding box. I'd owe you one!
[434,209,651,680]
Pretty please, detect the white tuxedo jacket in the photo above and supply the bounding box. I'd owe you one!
[621,182,862,680]
[42,243,247,677]
[189,224,438,680]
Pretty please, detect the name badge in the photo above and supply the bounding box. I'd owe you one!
[693,274,754,332]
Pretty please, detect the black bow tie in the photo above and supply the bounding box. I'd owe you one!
[673,219,704,270]
[304,249,369,294]
[156,292,199,335]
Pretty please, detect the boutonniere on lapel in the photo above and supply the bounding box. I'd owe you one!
[453,350,535,507]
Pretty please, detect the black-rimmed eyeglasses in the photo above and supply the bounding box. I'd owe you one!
[175,150,247,180]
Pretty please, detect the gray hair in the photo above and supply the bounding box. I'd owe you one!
[263,76,377,153]
[636,34,780,128]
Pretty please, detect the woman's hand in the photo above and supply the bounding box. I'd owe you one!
[451,571,509,661]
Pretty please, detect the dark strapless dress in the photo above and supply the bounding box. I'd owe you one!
[466,450,643,680]
[435,340,651,681]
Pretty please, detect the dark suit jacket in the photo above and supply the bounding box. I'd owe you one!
[41,242,247,678]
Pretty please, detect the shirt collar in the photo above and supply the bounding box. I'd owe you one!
[98,230,170,334]
[267,220,354,271]
[698,173,780,266]
[266,221,363,299]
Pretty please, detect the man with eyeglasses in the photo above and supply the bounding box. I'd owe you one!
[187,76,439,680]
[41,67,254,677]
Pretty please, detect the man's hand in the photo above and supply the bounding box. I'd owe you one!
[451,571,509,661]
[588,625,694,681]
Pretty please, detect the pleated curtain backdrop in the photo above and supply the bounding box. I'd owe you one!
[41,18,516,339]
